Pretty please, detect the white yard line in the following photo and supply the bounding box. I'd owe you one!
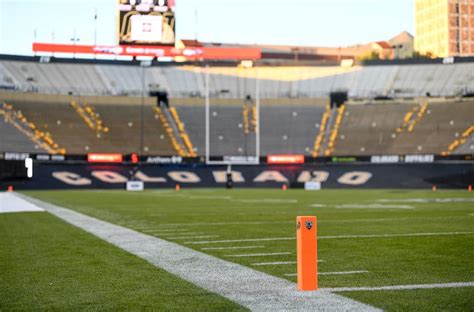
[319,232,474,239]
[252,260,324,266]
[377,198,474,203]
[18,194,379,312]
[151,221,293,227]
[324,282,474,292]
[252,261,297,266]
[235,199,298,204]
[158,232,204,236]
[134,216,470,228]
[167,235,219,240]
[139,228,191,233]
[335,204,414,209]
[285,271,369,277]
[201,245,265,251]
[186,237,295,244]
[187,231,474,244]
[226,252,291,258]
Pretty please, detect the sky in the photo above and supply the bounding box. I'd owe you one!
[0,0,414,56]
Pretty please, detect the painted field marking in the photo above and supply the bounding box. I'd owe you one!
[324,282,474,292]
[139,228,191,232]
[169,235,219,240]
[187,231,474,244]
[235,199,298,204]
[377,198,474,203]
[186,237,294,244]
[226,252,291,258]
[285,271,369,277]
[160,232,205,236]
[142,231,197,235]
[139,215,471,228]
[252,261,297,266]
[335,204,414,209]
[19,194,380,311]
[201,246,265,251]
[148,221,293,227]
[252,260,324,266]
[0,193,44,213]
[186,195,233,200]
[320,216,469,223]
[319,231,474,239]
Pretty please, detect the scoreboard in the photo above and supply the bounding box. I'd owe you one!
[117,0,175,45]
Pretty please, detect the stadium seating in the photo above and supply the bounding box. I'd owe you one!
[333,99,474,155]
[175,101,326,156]
[2,60,474,99]
[0,112,46,153]
[0,96,178,155]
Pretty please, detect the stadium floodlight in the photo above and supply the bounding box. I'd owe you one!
[205,65,260,165]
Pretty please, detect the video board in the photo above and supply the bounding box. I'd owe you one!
[117,0,175,45]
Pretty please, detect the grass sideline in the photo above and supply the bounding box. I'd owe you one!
[0,211,245,311]
[12,189,474,310]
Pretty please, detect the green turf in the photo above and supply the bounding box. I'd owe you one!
[0,211,246,311]
[20,189,474,310]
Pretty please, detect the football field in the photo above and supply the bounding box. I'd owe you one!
[1,189,473,311]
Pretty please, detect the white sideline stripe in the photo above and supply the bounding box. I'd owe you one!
[187,231,474,244]
[0,193,44,213]
[201,245,265,251]
[323,282,474,292]
[18,194,379,312]
[252,260,324,266]
[226,252,291,258]
[168,235,219,240]
[285,271,369,277]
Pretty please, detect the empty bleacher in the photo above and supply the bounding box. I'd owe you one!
[0,92,177,155]
[2,59,474,99]
[0,114,46,153]
[332,99,474,155]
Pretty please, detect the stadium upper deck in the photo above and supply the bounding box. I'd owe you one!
[1,55,474,99]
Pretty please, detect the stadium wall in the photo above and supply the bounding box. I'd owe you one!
[3,162,472,190]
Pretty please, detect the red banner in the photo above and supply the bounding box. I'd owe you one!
[87,153,123,163]
[32,43,261,60]
[267,155,305,164]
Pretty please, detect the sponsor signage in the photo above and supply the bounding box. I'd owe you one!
[4,152,30,161]
[87,153,123,163]
[32,43,262,60]
[304,181,321,190]
[146,156,182,164]
[404,154,434,163]
[126,181,144,191]
[371,155,400,163]
[267,155,305,164]
[3,162,472,189]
